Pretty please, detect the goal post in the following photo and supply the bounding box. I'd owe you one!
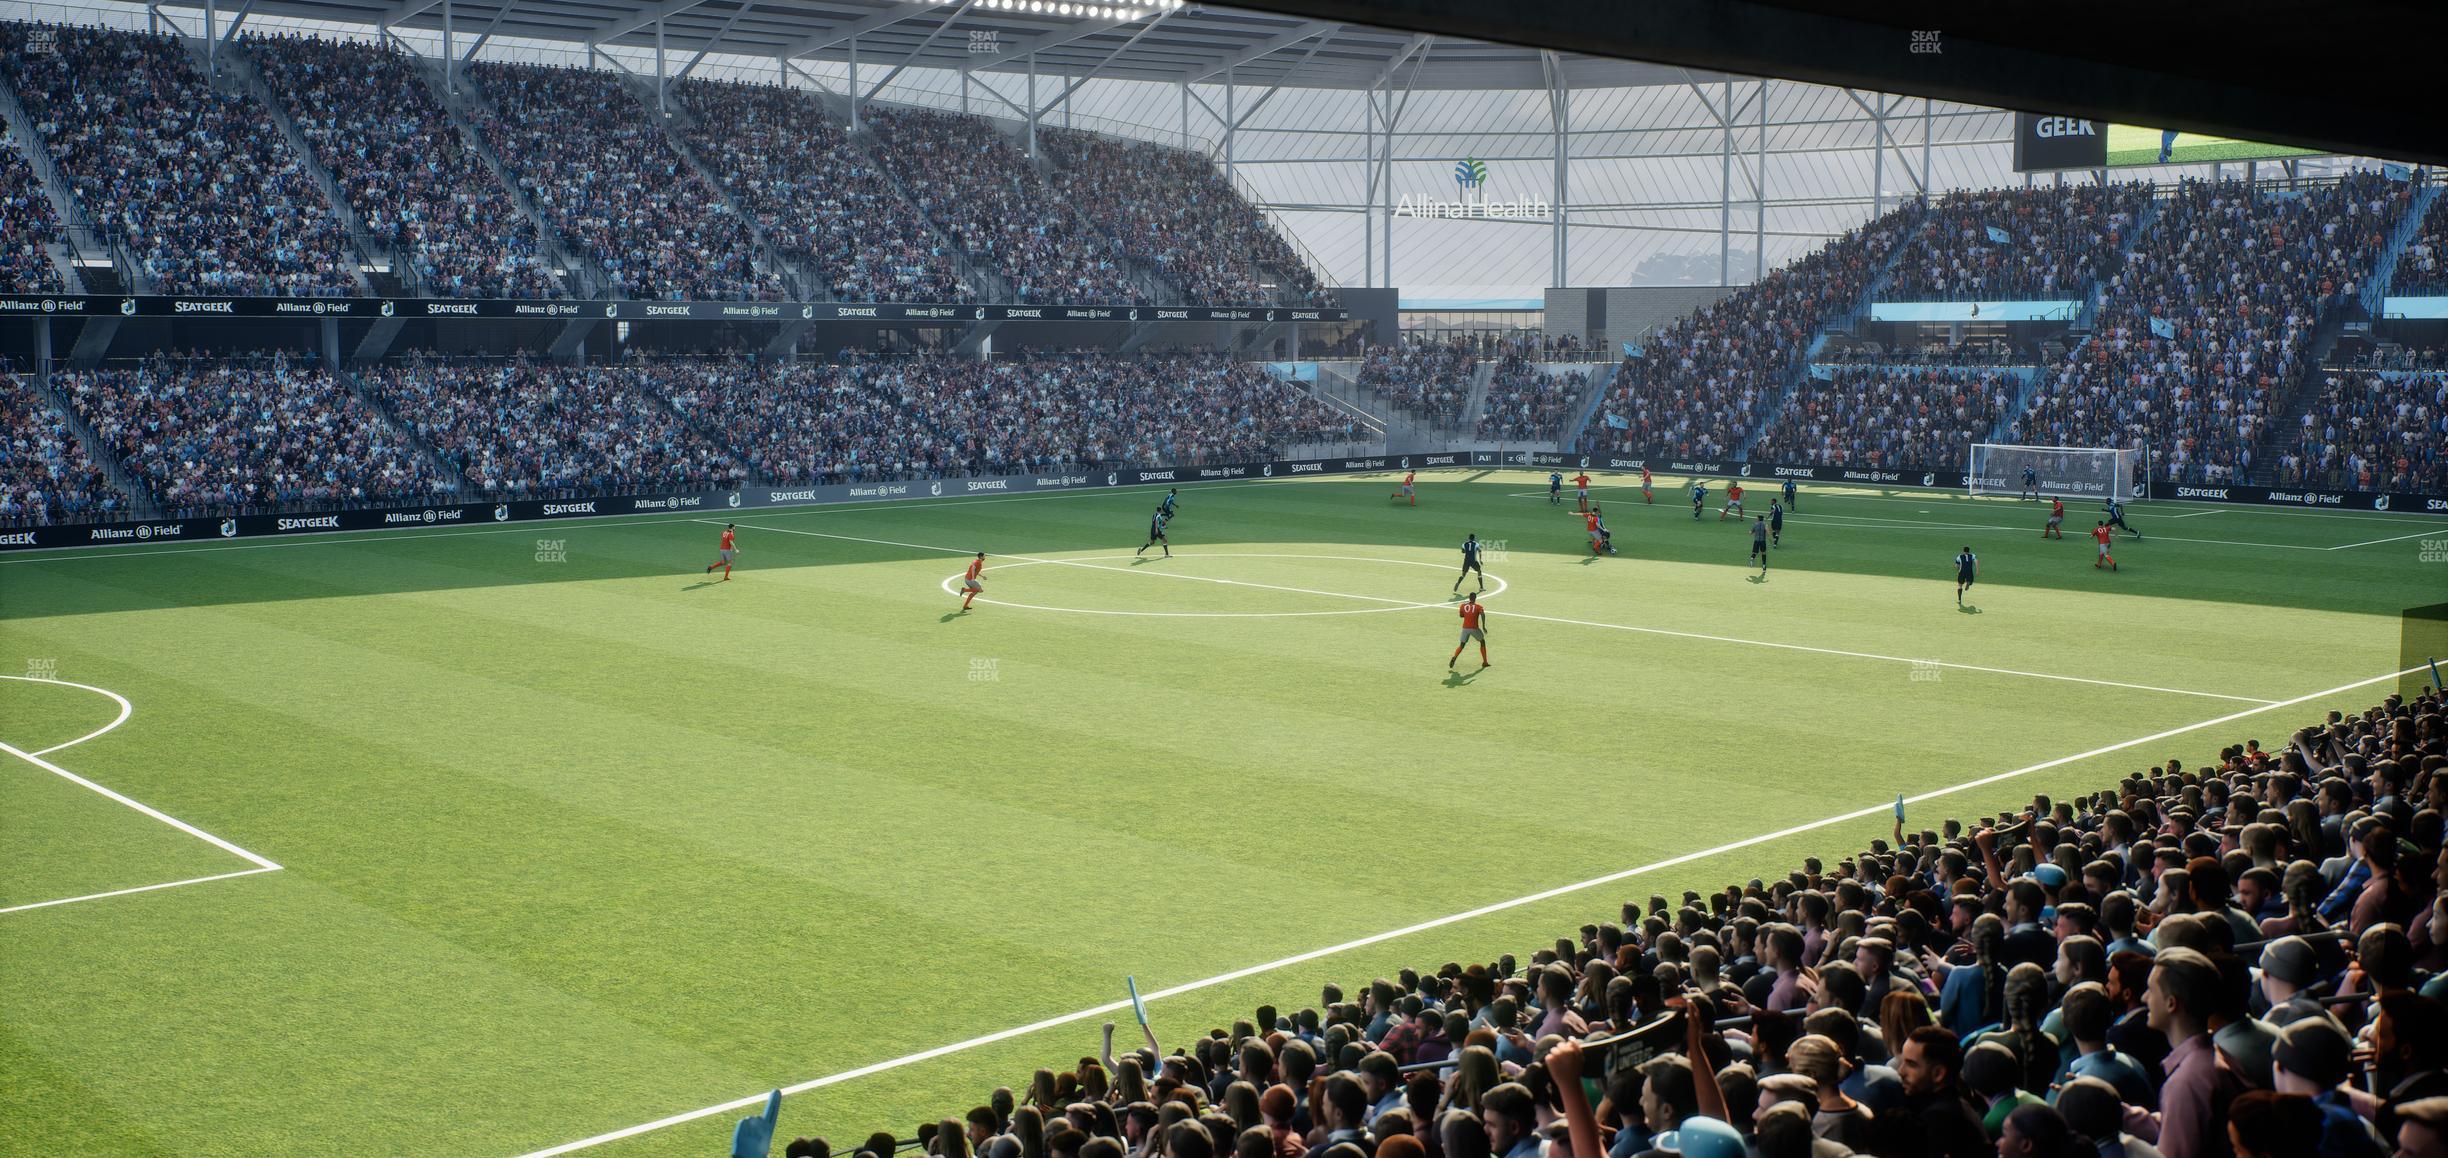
[1968,443,2143,502]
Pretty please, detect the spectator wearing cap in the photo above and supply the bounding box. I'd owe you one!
[2145,948,2241,1158]
[2271,1016,2385,1158]
[2055,1076,2159,1158]
[2396,1096,2448,1158]
[2259,936,2329,1026]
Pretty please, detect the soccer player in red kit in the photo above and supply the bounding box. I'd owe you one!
[2092,521,2117,570]
[1572,472,1593,511]
[1450,593,1489,669]
[1582,509,1607,555]
[1640,466,1653,504]
[704,523,738,580]
[959,552,985,610]
[1392,470,1417,505]
[1719,483,1745,521]
[2045,499,2065,539]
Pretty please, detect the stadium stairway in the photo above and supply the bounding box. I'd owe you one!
[2363,181,2445,316]
[1735,200,1929,462]
[1026,128,1187,306]
[18,368,162,520]
[837,102,1016,305]
[332,365,464,496]
[410,56,613,302]
[212,41,393,298]
[1458,357,1498,432]
[1563,359,1622,451]
[1312,359,1449,452]
[2071,188,2160,338]
[622,76,825,302]
[0,71,137,294]
[2244,183,2427,485]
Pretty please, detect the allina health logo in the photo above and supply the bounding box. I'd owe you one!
[1394,157,1551,220]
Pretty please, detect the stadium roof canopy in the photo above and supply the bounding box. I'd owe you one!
[140,0,1714,91]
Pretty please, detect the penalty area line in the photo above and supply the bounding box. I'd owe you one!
[513,663,2419,1157]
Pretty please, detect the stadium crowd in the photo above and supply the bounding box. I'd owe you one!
[1582,205,1917,461]
[56,354,447,515]
[1043,128,1335,306]
[4,22,359,296]
[1357,342,1479,432]
[1753,367,2018,470]
[658,356,967,483]
[739,679,2448,1158]
[465,61,781,301]
[849,352,1354,473]
[247,34,559,299]
[360,356,744,497]
[2012,175,2407,485]
[2276,370,2448,494]
[2398,194,2448,297]
[1477,357,1592,443]
[865,109,1142,304]
[1886,184,2151,302]
[675,79,972,304]
[1,137,63,293]
[0,368,118,525]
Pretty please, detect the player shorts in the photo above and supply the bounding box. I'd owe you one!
[1588,530,1605,543]
[963,578,983,592]
[2098,543,2110,557]
[1958,571,1975,586]
[2047,515,2063,527]
[1577,488,1589,499]
[718,549,735,562]
[1461,559,1483,572]
[1751,542,1768,557]
[1401,484,1414,494]
[1458,628,1485,645]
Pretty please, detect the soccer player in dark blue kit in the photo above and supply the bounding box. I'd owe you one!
[1750,517,1770,575]
[1136,508,1171,557]
[1691,481,1708,520]
[1954,546,1979,606]
[2104,496,2140,539]
[1782,476,1798,510]
[1159,488,1179,520]
[1548,471,1564,506]
[2022,466,2040,500]
[1769,498,1785,546]
[1455,533,1487,593]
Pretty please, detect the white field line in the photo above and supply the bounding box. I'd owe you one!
[720,520,2277,704]
[2327,529,2440,551]
[0,479,1294,565]
[0,676,282,916]
[0,866,282,916]
[520,662,2424,1157]
[1522,488,2339,552]
[1525,483,2444,535]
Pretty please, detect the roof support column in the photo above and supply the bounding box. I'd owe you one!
[1224,67,1235,187]
[1871,94,1884,219]
[655,16,666,115]
[1920,96,1932,198]
[1026,54,1036,161]
[1720,79,1732,286]
[1363,89,1375,289]
[1550,62,1569,287]
[1755,78,1767,281]
[849,36,860,131]
[1179,80,1188,150]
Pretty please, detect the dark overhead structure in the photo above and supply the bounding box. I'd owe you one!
[1224,0,2448,168]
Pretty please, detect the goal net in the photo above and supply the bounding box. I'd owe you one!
[1968,444,2143,502]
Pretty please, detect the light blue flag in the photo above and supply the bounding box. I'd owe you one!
[1985,225,2012,246]
[1810,364,1835,381]
[1128,975,1150,1028]
[732,1090,782,1158]
[1604,411,1630,430]
[1895,794,1906,823]
[2384,163,2412,182]
[1621,341,1645,358]
[2148,316,2177,339]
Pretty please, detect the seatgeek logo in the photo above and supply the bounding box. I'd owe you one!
[2175,486,2230,500]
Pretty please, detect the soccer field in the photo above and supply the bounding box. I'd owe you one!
[1,470,2438,1156]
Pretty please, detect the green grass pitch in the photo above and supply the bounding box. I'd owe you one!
[1,470,2439,1155]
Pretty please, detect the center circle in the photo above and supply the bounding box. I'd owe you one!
[938,552,1508,618]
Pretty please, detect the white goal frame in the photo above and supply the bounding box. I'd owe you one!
[1967,443,2144,503]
